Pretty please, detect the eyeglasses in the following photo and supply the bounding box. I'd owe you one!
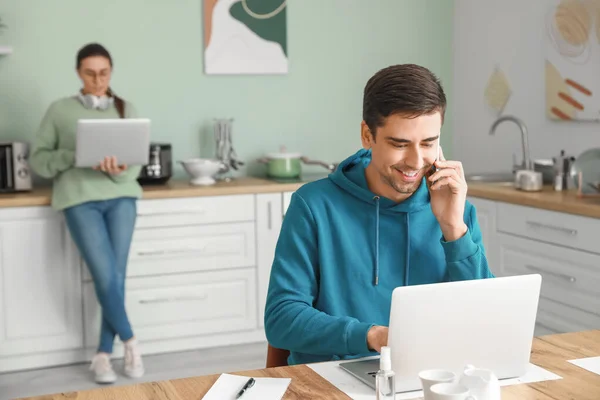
[82,70,110,80]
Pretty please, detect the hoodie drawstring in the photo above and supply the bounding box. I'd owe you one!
[405,214,411,286]
[372,196,411,287]
[373,196,380,286]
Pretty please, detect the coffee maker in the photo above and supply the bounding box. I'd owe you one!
[137,143,172,185]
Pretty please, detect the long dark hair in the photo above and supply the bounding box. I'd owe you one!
[76,43,125,118]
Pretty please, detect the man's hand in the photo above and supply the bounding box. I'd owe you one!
[94,156,127,175]
[367,326,388,353]
[427,147,468,242]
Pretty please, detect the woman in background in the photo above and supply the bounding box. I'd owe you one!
[30,43,144,384]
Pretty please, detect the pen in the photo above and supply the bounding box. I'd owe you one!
[235,377,255,399]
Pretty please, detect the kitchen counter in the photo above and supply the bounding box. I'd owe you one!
[141,177,305,199]
[2,179,600,219]
[0,178,306,208]
[467,182,600,219]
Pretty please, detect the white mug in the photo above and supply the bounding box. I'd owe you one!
[430,383,477,400]
[459,365,500,400]
[419,369,457,400]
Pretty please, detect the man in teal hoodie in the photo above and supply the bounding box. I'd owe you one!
[264,64,494,366]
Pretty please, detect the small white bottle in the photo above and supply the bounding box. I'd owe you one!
[554,173,563,191]
[375,346,396,399]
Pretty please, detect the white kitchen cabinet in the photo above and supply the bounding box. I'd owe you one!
[135,194,255,228]
[467,196,500,276]
[82,222,256,281]
[83,268,257,347]
[468,197,600,336]
[255,193,283,328]
[496,202,598,255]
[82,194,262,347]
[82,194,256,281]
[0,193,268,373]
[0,207,82,358]
[497,232,600,335]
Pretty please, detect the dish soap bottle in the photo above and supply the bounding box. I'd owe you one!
[376,346,395,399]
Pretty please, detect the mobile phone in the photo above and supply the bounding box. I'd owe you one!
[428,139,441,186]
[431,140,441,173]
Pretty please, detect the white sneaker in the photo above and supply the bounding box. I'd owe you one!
[90,353,117,384]
[124,338,145,378]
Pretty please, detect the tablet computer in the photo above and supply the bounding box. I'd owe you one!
[75,118,151,167]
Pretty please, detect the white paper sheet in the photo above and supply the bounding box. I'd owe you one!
[308,361,562,400]
[568,356,600,376]
[201,373,291,400]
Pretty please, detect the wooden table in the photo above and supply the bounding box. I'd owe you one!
[18,330,600,400]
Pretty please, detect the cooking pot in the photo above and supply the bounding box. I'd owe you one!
[257,148,338,179]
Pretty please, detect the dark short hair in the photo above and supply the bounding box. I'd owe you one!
[362,64,446,137]
[76,43,113,69]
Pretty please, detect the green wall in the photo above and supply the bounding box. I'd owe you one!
[0,0,453,180]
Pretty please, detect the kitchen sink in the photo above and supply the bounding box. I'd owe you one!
[465,172,515,186]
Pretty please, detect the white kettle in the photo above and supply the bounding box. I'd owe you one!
[458,365,501,400]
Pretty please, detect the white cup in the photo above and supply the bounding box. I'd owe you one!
[418,369,457,400]
[430,383,476,400]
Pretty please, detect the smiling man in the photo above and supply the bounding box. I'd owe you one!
[264,64,494,366]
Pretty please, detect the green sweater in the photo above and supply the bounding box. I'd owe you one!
[30,96,143,210]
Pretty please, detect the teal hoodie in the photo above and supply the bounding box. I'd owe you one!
[264,149,494,365]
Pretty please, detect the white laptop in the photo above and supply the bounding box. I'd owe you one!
[75,118,150,167]
[339,274,542,393]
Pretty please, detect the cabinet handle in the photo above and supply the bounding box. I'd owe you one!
[526,221,578,236]
[137,246,208,257]
[137,209,206,217]
[267,201,272,230]
[525,264,577,283]
[139,294,208,304]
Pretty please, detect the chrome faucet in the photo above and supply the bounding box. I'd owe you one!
[489,115,532,171]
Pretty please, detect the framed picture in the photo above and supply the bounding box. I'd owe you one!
[545,0,599,121]
[203,0,288,75]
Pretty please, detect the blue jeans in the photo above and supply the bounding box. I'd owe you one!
[64,197,137,354]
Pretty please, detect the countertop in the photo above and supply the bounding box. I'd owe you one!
[0,177,306,208]
[1,178,599,219]
[17,330,600,399]
[467,182,600,219]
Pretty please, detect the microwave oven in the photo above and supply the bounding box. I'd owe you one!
[0,142,33,192]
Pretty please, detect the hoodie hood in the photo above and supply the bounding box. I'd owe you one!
[328,148,431,286]
[329,148,431,213]
[329,149,430,286]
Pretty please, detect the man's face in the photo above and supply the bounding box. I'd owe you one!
[361,112,442,201]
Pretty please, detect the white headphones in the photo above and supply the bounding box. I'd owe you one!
[76,91,115,110]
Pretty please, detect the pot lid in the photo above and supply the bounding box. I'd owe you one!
[267,145,301,159]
